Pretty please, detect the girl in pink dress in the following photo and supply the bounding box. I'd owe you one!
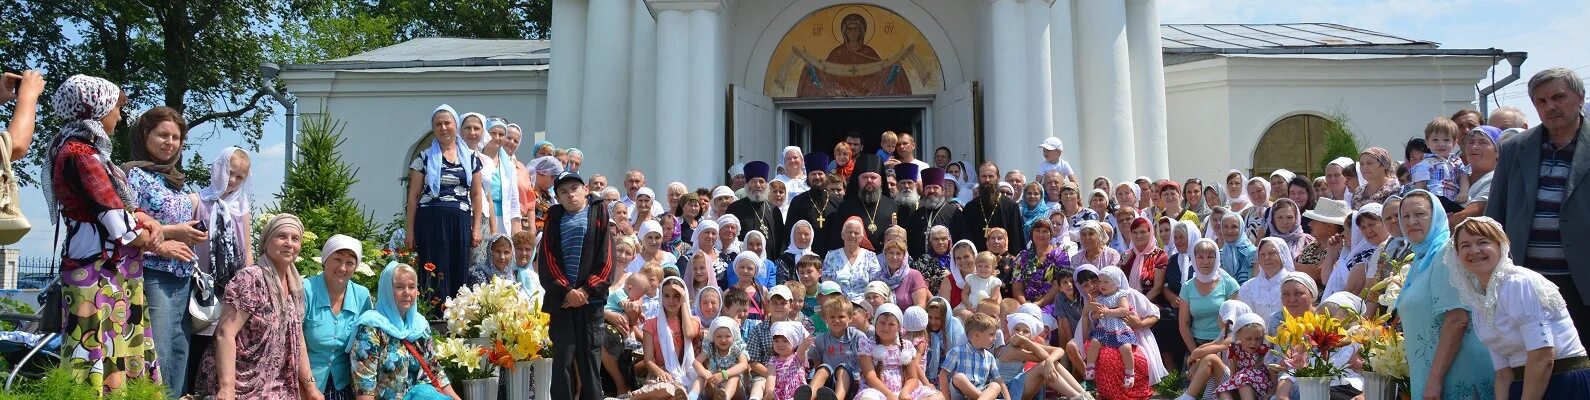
[1214,313,1273,399]
[855,304,942,400]
[768,321,811,400]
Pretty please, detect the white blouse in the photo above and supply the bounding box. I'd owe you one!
[1474,273,1588,368]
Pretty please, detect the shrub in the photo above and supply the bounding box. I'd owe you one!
[1319,112,1363,172]
[268,112,377,276]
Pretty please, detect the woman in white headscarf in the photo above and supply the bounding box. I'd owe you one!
[742,230,779,288]
[776,220,818,283]
[1224,170,1251,214]
[633,220,680,275]
[632,277,699,399]
[405,104,485,303]
[1074,266,1160,397]
[1268,169,1296,202]
[1237,237,1296,328]
[1240,177,1271,242]
[716,214,744,255]
[774,146,810,206]
[1446,216,1590,399]
[1326,203,1386,297]
[681,220,723,290]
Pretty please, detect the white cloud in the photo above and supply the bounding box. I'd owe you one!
[258,141,286,159]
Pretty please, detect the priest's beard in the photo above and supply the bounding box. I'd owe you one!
[748,190,768,203]
[861,186,883,204]
[921,195,946,211]
[895,190,920,209]
[979,183,1000,200]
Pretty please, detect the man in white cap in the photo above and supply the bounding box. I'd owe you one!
[1036,136,1076,184]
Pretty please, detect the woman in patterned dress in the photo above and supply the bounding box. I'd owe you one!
[1395,190,1494,399]
[200,214,322,399]
[44,74,174,390]
[855,304,942,400]
[353,261,460,400]
[1011,219,1067,316]
[910,225,953,292]
[404,104,486,306]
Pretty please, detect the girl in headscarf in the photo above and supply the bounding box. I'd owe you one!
[741,230,778,288]
[466,233,516,286]
[201,214,318,399]
[1395,190,1494,400]
[778,220,818,284]
[1241,177,1272,242]
[633,277,699,399]
[1266,198,1315,258]
[1217,212,1258,282]
[1012,219,1068,316]
[911,225,954,292]
[728,252,768,321]
[922,296,966,385]
[190,147,254,392]
[346,262,457,399]
[45,75,165,390]
[679,220,723,288]
[405,104,485,305]
[1238,237,1295,328]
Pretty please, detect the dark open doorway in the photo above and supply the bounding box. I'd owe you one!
[787,107,924,160]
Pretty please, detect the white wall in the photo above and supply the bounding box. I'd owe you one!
[1165,55,1494,182]
[281,68,550,222]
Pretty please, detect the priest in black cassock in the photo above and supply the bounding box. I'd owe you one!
[961,161,1027,252]
[827,155,900,251]
[893,163,921,217]
[905,167,964,256]
[728,161,787,252]
[786,152,839,253]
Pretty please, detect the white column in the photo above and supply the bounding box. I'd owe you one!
[987,0,1027,169]
[653,9,690,187]
[1048,0,1081,167]
[546,0,588,143]
[1074,0,1136,181]
[688,8,721,188]
[1126,0,1169,179]
[628,0,658,177]
[579,0,632,176]
[1024,0,1054,176]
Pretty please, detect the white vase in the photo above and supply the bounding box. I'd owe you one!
[457,376,499,400]
[1361,372,1395,400]
[1295,376,1333,400]
[532,358,553,400]
[504,360,536,400]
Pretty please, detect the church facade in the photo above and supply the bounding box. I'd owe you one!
[280,0,1513,221]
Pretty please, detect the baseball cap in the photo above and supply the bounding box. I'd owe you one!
[818,281,843,296]
[1040,137,1064,151]
[768,285,794,301]
[555,171,584,187]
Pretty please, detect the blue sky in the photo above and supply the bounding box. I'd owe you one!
[10,0,1584,257]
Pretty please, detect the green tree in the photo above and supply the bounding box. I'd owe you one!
[272,0,553,64]
[0,0,287,187]
[1319,111,1364,172]
[272,113,376,275]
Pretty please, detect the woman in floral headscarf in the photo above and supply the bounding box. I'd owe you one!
[1353,147,1402,209]
[200,214,321,399]
[45,75,171,390]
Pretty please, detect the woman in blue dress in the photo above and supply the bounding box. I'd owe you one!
[1395,189,1493,399]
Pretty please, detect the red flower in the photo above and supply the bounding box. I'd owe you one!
[423,262,436,272]
[382,248,393,257]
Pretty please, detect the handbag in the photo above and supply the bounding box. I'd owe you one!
[188,267,220,331]
[0,132,30,245]
[403,339,450,400]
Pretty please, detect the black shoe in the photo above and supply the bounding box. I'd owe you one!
[815,387,838,400]
[794,385,814,400]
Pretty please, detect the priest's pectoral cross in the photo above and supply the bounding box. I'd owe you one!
[816,215,825,229]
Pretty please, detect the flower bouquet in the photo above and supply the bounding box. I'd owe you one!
[434,337,495,381]
[444,277,533,339]
[1367,252,1414,308]
[1347,309,1408,400]
[1269,309,1352,379]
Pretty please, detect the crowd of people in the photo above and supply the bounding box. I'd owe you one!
[13,64,1590,400]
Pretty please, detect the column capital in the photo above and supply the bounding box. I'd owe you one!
[645,0,726,16]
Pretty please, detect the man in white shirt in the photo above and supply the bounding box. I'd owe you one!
[620,169,663,213]
[887,132,932,171]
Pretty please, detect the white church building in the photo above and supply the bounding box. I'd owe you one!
[280,0,1522,221]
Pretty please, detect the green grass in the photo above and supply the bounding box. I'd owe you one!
[1,367,166,400]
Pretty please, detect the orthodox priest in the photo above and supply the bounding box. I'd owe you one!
[893,163,920,216]
[728,161,786,251]
[905,167,963,256]
[827,155,899,251]
[961,161,1027,252]
[786,152,838,253]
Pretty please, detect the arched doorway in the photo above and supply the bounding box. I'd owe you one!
[1252,114,1334,178]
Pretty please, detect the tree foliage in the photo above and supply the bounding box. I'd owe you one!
[272,0,552,64]
[1319,111,1364,172]
[271,113,376,265]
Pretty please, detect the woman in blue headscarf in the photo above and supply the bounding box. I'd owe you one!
[404,104,485,310]
[1215,212,1257,282]
[1394,190,1493,400]
[352,262,460,400]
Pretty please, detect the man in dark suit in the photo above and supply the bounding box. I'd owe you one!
[536,172,614,400]
[1486,67,1590,341]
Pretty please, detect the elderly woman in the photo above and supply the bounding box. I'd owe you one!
[124,105,209,393]
[911,225,954,292]
[876,238,929,308]
[1451,126,1500,224]
[1069,221,1120,269]
[1396,190,1494,399]
[1269,169,1296,202]
[777,220,818,283]
[353,262,460,400]
[526,155,563,234]
[1218,213,1258,282]
[1363,195,1410,316]
[774,146,809,203]
[1265,271,1324,400]
[405,104,486,304]
[201,214,320,399]
[1241,177,1272,242]
[985,227,1019,297]
[1297,199,1348,282]
[1238,238,1296,329]
[824,217,882,303]
[1178,239,1241,352]
[45,74,169,390]
[1012,219,1067,314]
[1354,147,1403,209]
[1332,204,1389,297]
[304,235,374,400]
[1448,217,1590,399]
[634,220,679,274]
[1057,183,1098,240]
